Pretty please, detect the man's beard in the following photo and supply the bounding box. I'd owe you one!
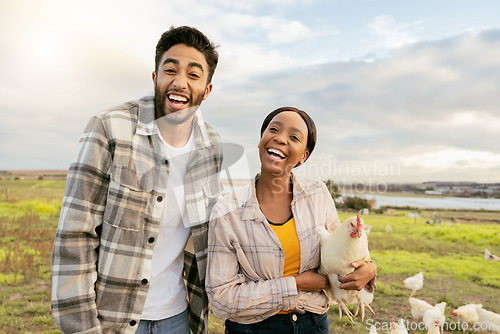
[155,86,204,125]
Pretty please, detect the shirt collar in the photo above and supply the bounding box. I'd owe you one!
[241,172,307,222]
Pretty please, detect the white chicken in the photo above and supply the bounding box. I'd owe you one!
[423,302,446,334]
[388,319,408,334]
[402,272,424,297]
[485,248,500,262]
[365,224,374,235]
[424,319,441,334]
[368,324,378,334]
[409,297,433,320]
[476,306,500,333]
[450,303,481,325]
[319,215,375,323]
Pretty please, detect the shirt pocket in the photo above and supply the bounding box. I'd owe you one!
[103,166,153,232]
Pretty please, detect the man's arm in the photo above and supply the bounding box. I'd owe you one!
[51,116,112,333]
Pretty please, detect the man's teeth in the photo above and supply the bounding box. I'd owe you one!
[268,148,285,158]
[169,95,188,102]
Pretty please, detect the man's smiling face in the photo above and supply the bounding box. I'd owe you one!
[153,43,213,124]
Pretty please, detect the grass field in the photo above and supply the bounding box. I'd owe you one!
[1,180,499,333]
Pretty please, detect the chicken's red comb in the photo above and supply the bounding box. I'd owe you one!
[356,214,362,228]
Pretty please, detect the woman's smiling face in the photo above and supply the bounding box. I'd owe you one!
[259,111,310,175]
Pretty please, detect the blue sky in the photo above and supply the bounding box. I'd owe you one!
[1,0,500,183]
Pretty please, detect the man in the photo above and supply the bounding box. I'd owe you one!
[51,26,223,334]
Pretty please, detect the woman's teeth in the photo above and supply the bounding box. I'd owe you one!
[267,148,285,159]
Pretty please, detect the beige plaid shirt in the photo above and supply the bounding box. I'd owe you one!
[51,94,223,334]
[206,173,340,324]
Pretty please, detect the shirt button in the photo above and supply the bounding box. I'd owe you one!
[141,278,148,285]
[130,320,137,326]
[148,237,155,244]
[165,159,169,166]
[292,314,297,321]
[157,196,163,202]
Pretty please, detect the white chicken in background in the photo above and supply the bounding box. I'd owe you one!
[319,215,375,323]
[386,225,393,233]
[364,224,373,235]
[402,272,424,297]
[486,323,500,334]
[409,297,433,320]
[425,319,441,334]
[450,303,481,325]
[485,248,500,262]
[476,306,500,333]
[423,302,446,334]
[368,324,378,334]
[388,319,409,334]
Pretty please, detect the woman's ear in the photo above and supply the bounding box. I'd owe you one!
[301,150,310,165]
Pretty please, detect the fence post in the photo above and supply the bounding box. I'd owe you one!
[5,187,8,200]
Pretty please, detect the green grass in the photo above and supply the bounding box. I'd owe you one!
[0,180,60,332]
[1,180,499,333]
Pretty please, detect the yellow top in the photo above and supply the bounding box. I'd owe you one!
[269,216,301,314]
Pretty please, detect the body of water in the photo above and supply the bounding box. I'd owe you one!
[343,193,500,211]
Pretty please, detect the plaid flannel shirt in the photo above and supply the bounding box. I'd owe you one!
[206,173,341,324]
[51,93,223,334]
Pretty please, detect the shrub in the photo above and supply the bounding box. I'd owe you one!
[339,196,371,211]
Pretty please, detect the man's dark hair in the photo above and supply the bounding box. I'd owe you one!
[155,26,219,84]
[260,106,317,164]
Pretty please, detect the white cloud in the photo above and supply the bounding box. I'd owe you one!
[367,15,420,49]
[402,147,500,170]
[221,12,321,44]
[206,0,319,12]
[208,29,500,182]
[1,0,500,183]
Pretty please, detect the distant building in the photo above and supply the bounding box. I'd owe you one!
[358,208,370,215]
[425,190,443,195]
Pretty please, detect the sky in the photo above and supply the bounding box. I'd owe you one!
[1,0,500,184]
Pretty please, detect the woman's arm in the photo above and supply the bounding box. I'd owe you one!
[206,205,299,320]
[295,270,329,292]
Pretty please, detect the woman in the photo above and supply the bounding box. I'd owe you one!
[206,107,376,333]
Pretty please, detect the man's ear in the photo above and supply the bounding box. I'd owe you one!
[152,71,157,86]
[202,83,213,101]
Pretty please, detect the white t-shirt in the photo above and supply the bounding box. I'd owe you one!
[141,129,194,320]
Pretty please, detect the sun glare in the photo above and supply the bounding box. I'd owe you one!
[31,35,63,70]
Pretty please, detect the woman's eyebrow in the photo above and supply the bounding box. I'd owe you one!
[270,121,304,135]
